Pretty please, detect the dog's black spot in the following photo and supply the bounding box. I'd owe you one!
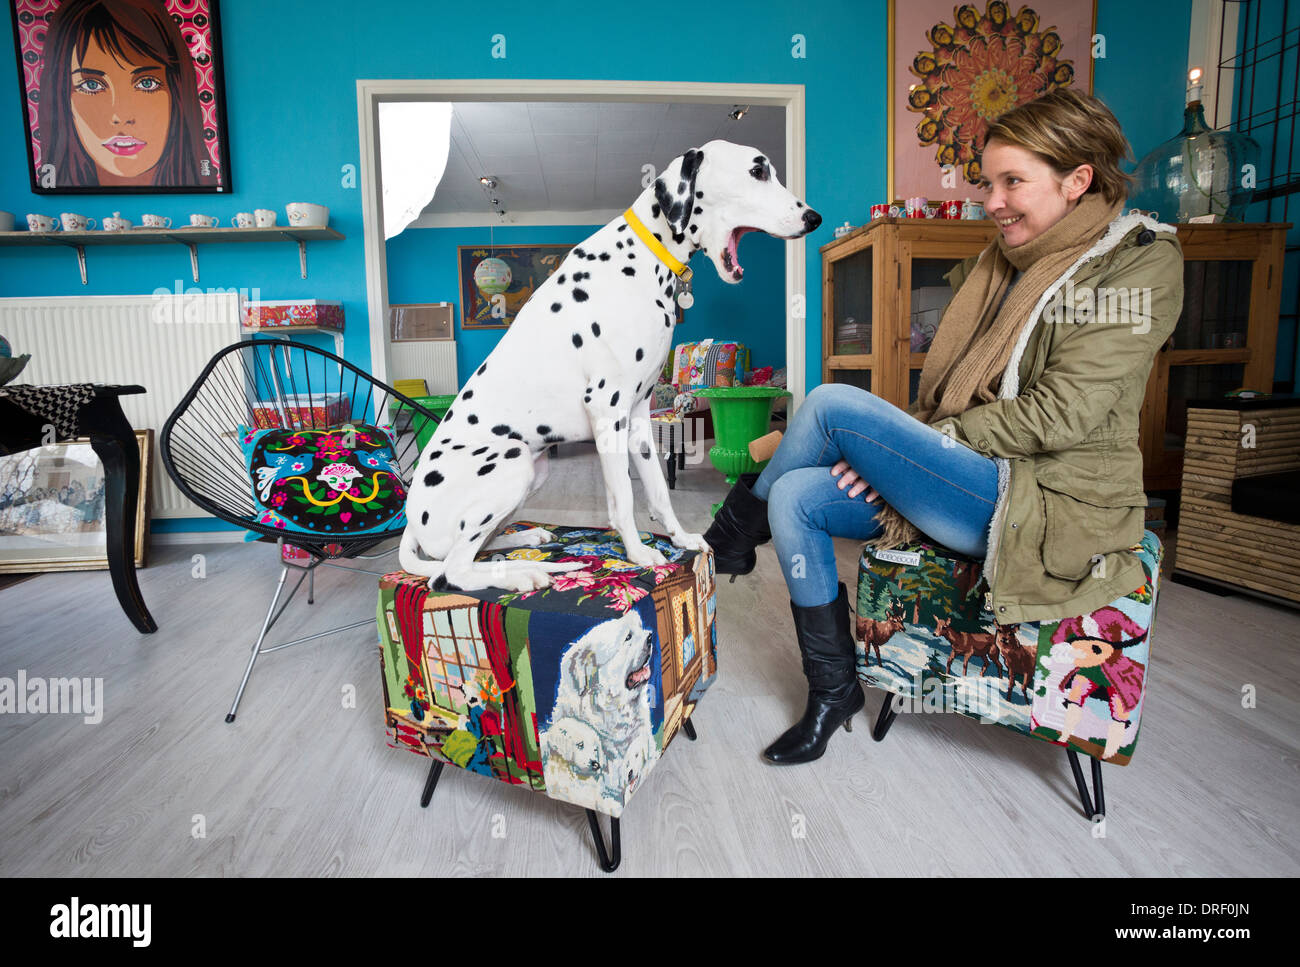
[616,241,623,249]
[651,203,660,218]
[573,288,589,302]
[584,395,591,403]
[452,444,465,450]
[627,252,635,259]
[478,463,496,476]
[467,414,478,424]
[557,273,566,284]
[574,247,586,257]
[586,253,597,261]
[598,378,605,389]
[623,266,635,276]
[664,283,673,296]
[572,333,583,348]
[492,424,511,436]
[610,391,620,406]
[665,317,672,328]
[689,224,697,233]
[618,223,627,231]
[508,431,523,440]
[796,200,804,208]
[640,443,651,459]
[421,511,429,525]
[504,447,521,459]
[473,446,488,455]
[598,252,610,261]
[696,191,704,198]
[635,381,642,394]
[537,424,551,435]
[672,233,685,244]
[481,513,494,525]
[551,302,562,312]
[694,206,703,214]
[441,437,451,444]
[654,232,662,241]
[429,450,442,459]
[462,389,473,399]
[636,347,644,361]
[423,469,444,486]
[444,409,453,420]
[679,181,686,193]
[613,417,624,432]
[644,385,655,400]
[591,322,601,336]
[470,532,481,541]
[655,298,664,309]
[459,520,464,530]
[487,452,498,461]
[543,434,565,444]
[477,363,487,376]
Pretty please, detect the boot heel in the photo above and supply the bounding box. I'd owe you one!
[843,717,853,733]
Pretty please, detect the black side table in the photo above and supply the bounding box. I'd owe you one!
[0,384,157,633]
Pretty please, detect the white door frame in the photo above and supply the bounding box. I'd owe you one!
[356,79,808,407]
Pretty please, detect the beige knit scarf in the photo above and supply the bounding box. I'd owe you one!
[869,192,1125,551]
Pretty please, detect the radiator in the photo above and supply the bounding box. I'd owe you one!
[389,340,458,394]
[0,293,241,518]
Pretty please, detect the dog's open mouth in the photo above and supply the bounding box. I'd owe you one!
[625,661,652,689]
[721,227,756,280]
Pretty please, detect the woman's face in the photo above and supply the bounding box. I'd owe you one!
[68,33,170,183]
[979,140,1091,247]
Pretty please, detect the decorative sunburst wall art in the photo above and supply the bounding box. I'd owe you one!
[888,1,1096,203]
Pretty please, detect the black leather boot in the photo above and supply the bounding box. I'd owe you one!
[702,472,771,578]
[763,582,865,764]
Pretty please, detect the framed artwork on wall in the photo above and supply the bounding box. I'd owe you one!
[0,429,152,572]
[457,243,574,331]
[887,0,1096,202]
[10,0,232,194]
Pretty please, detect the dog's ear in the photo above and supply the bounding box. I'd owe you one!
[654,146,704,242]
[564,647,598,696]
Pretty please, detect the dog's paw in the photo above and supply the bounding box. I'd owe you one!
[624,542,668,567]
[515,527,556,546]
[670,531,711,553]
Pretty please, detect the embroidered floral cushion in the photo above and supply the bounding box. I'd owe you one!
[238,423,406,537]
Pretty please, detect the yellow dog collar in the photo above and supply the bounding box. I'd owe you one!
[623,208,693,283]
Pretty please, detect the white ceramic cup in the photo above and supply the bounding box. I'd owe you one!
[141,213,171,228]
[231,211,254,228]
[189,213,218,227]
[60,212,96,231]
[26,213,60,232]
[0,211,17,232]
[254,208,276,227]
[103,211,133,231]
[285,202,329,227]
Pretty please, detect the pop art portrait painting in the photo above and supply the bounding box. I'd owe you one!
[10,0,231,193]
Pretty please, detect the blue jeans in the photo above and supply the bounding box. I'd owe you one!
[751,384,999,607]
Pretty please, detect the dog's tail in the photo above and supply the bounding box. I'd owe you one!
[399,525,447,581]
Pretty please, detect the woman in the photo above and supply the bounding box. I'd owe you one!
[39,0,213,188]
[703,88,1183,764]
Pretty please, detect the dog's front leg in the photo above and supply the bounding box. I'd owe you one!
[582,363,666,568]
[628,396,709,553]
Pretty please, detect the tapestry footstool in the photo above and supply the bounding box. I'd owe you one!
[854,531,1163,821]
[377,521,718,871]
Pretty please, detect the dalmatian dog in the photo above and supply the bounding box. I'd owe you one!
[399,139,822,592]
[544,609,660,812]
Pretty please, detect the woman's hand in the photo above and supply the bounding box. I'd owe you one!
[831,460,879,501]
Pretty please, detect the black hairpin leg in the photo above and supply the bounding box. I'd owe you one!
[1066,749,1105,820]
[872,693,899,742]
[682,717,697,741]
[585,809,621,873]
[419,759,445,808]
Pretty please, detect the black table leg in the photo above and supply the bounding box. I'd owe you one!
[83,399,156,634]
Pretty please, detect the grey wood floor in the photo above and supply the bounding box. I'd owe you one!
[1,443,1297,877]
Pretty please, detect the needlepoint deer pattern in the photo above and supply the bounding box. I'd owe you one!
[855,532,1162,765]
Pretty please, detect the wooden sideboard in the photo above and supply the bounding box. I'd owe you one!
[820,218,1289,490]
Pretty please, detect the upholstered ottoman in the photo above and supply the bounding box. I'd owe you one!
[377,521,718,871]
[854,531,1163,820]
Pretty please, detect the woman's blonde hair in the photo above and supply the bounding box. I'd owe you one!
[984,88,1134,205]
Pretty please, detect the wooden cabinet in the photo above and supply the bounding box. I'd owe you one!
[820,218,1289,491]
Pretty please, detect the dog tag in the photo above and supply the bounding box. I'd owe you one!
[674,275,693,310]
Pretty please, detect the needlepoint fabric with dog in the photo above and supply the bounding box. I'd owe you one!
[377,523,718,817]
[855,531,1162,765]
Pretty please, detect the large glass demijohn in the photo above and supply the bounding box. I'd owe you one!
[1129,70,1260,222]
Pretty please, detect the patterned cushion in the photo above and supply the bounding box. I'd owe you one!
[377,522,718,817]
[238,423,406,536]
[855,531,1162,765]
[669,340,747,387]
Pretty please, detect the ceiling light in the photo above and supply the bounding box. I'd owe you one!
[479,176,498,188]
[729,105,749,120]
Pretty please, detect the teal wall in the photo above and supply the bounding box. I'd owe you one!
[0,0,1198,529]
[386,223,786,382]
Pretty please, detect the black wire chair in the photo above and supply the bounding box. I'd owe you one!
[160,338,442,723]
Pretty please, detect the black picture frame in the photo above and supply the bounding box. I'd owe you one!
[10,0,233,194]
